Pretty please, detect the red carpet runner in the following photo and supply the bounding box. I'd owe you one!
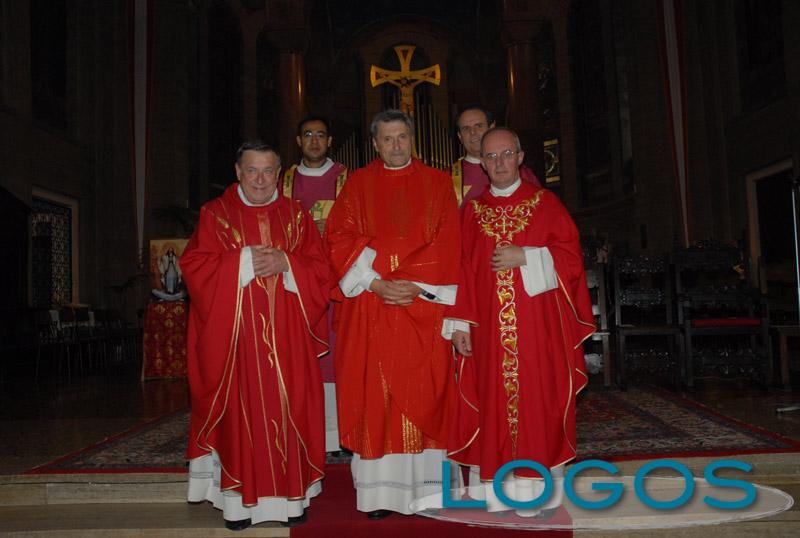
[291,464,571,538]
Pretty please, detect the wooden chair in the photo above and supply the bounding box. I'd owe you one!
[586,264,612,386]
[613,254,683,390]
[58,306,85,380]
[674,242,772,387]
[33,309,70,381]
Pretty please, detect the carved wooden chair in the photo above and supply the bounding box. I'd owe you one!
[613,254,683,390]
[674,242,772,387]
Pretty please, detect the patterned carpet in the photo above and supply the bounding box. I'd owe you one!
[25,386,800,474]
[576,386,800,460]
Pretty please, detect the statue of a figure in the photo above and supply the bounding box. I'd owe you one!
[159,248,181,294]
[152,247,186,301]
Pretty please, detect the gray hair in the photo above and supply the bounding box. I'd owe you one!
[235,140,281,166]
[480,127,522,155]
[370,109,414,139]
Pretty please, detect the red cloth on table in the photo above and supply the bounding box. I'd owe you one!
[142,301,188,379]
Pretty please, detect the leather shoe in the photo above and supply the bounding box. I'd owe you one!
[224,518,251,531]
[280,510,308,527]
[366,509,393,520]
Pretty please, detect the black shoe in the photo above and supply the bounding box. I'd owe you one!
[280,510,308,527]
[366,509,393,520]
[224,518,251,531]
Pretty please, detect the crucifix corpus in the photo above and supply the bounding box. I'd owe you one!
[370,45,441,118]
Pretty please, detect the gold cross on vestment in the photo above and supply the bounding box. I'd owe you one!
[370,45,440,118]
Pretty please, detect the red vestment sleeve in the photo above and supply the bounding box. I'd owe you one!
[324,172,370,301]
[541,192,595,357]
[283,208,332,358]
[445,203,480,325]
[446,204,481,465]
[181,205,243,453]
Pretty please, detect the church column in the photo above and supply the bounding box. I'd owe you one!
[275,49,306,166]
[264,0,310,166]
[502,17,547,181]
[241,32,260,141]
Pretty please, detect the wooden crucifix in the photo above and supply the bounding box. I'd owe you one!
[370,45,441,118]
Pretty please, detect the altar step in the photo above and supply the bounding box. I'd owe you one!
[0,502,289,537]
[4,453,800,507]
[2,454,799,537]
[1,498,798,537]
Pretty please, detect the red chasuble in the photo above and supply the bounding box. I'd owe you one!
[325,158,460,459]
[447,181,594,479]
[182,184,331,506]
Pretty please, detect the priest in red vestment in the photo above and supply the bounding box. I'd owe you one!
[445,127,594,517]
[325,110,461,518]
[450,105,541,207]
[282,115,349,453]
[182,142,330,531]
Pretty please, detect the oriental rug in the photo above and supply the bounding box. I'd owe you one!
[24,386,800,474]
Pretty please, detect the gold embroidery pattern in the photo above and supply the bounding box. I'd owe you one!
[211,210,243,249]
[335,168,348,196]
[401,413,424,453]
[471,194,540,244]
[451,158,463,206]
[215,215,230,229]
[471,195,541,457]
[283,166,297,198]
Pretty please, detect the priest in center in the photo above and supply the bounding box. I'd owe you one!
[325,109,461,519]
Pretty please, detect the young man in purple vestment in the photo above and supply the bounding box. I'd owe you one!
[449,105,541,207]
[281,115,348,454]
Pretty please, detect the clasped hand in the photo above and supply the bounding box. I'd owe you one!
[251,245,289,277]
[491,244,526,272]
[452,329,472,357]
[370,279,421,306]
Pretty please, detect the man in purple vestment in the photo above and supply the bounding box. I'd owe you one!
[281,115,348,453]
[450,105,541,207]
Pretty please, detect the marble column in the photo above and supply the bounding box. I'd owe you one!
[275,48,307,166]
[502,18,546,181]
[263,0,310,165]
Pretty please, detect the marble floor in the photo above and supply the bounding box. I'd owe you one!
[0,358,189,475]
[0,355,799,536]
[1,356,799,475]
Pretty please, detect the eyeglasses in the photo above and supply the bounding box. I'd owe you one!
[481,149,519,162]
[302,131,328,140]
